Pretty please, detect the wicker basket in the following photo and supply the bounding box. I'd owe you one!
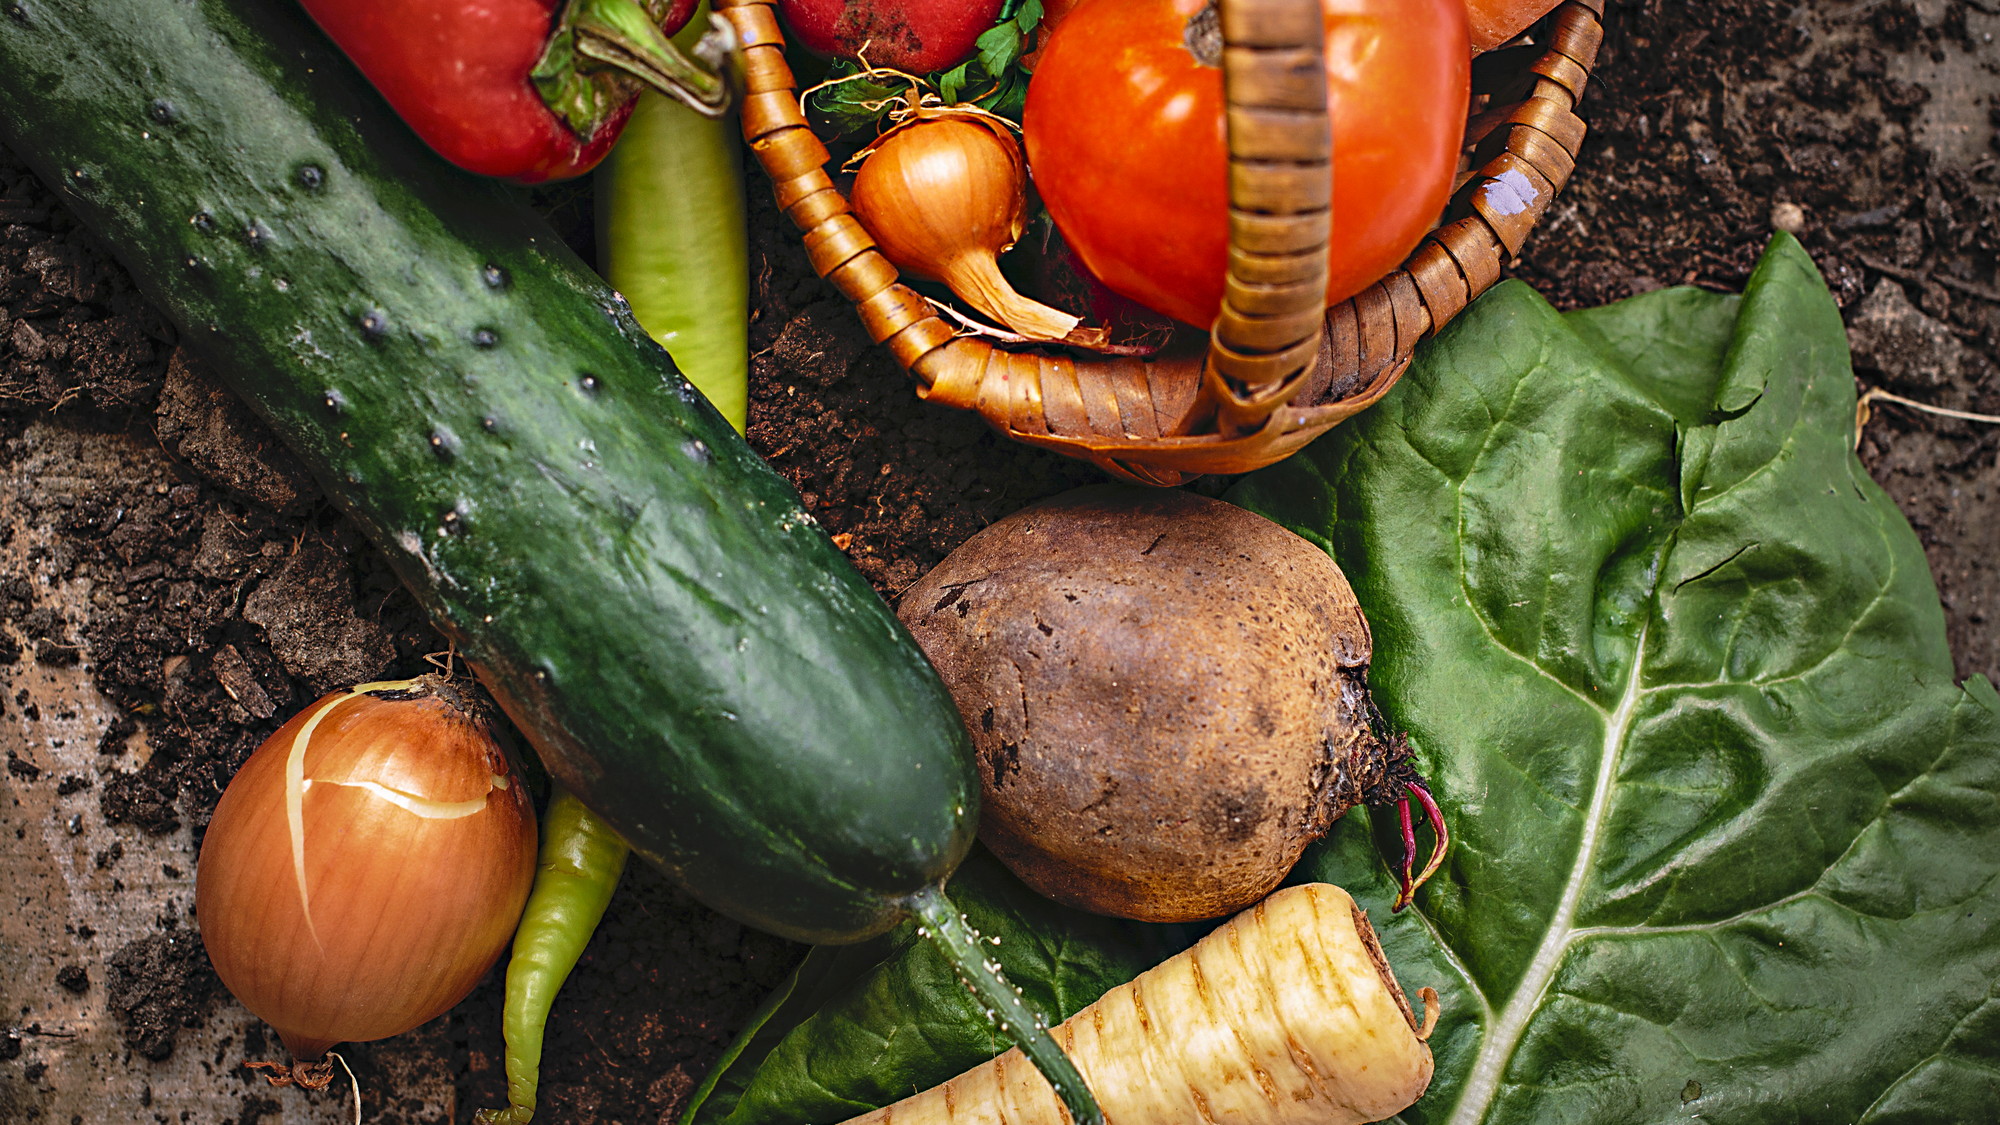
[716,0,1604,486]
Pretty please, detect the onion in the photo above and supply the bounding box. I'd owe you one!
[196,674,537,1068]
[851,109,1085,342]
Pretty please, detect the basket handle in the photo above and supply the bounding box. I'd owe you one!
[714,0,1602,484]
[1197,0,1333,440]
[715,0,1331,480]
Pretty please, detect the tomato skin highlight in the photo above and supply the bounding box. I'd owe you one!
[1023,0,1470,329]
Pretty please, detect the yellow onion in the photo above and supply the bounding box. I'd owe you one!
[851,110,1084,342]
[196,674,537,1064]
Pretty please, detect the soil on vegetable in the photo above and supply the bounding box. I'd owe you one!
[3,0,1995,1122]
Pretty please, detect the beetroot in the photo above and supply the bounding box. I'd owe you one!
[898,486,1448,922]
[777,0,1005,74]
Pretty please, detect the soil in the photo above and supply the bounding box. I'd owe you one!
[3,1,1996,1122]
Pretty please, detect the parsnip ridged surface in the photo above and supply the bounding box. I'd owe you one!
[847,884,1434,1125]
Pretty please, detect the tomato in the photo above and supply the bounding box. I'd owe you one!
[1020,0,1087,70]
[1022,0,1470,329]
[1465,0,1561,52]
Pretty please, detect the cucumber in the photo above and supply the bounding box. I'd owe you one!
[0,0,976,945]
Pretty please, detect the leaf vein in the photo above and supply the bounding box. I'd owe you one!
[1854,988,2000,1122]
[1443,625,1651,1125]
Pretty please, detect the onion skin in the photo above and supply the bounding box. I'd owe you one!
[196,675,537,1060]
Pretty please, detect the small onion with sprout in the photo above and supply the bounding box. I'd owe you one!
[196,675,537,1084]
[850,103,1087,343]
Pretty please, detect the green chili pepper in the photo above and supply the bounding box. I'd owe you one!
[598,3,750,434]
[475,788,631,1125]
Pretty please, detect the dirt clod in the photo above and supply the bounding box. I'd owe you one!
[239,542,396,694]
[154,350,315,516]
[105,931,217,1061]
[99,770,181,835]
[1849,279,1998,401]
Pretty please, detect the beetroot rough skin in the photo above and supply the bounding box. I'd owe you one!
[897,485,1447,922]
[777,0,1005,74]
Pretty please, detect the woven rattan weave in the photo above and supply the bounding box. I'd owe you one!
[715,0,1604,485]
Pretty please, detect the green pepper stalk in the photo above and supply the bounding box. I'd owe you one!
[598,5,750,433]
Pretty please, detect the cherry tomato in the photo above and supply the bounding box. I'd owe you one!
[1022,0,1470,329]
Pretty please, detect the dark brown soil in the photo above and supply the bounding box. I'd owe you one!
[3,0,1995,1121]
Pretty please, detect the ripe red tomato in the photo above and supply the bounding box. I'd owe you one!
[1019,0,1086,70]
[1023,0,1470,329]
[1465,0,1561,52]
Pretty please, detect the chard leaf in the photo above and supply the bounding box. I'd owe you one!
[686,234,2000,1125]
[1232,232,2000,1123]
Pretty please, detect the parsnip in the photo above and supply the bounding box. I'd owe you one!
[848,884,1437,1125]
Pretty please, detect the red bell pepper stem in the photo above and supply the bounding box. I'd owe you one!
[562,0,731,117]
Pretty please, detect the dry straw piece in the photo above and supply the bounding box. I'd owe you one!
[716,0,1605,485]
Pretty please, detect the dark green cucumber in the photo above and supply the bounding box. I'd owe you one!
[0,0,976,945]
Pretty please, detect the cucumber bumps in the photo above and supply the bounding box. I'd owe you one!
[0,0,974,944]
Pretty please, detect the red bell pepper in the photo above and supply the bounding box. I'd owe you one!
[299,0,727,183]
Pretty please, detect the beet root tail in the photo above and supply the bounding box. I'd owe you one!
[1391,781,1450,912]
